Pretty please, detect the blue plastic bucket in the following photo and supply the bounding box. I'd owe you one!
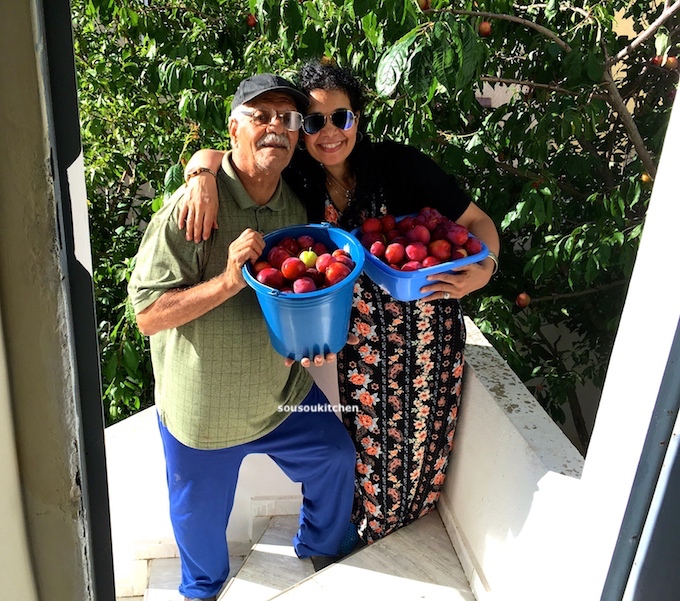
[242,223,365,361]
[351,215,489,302]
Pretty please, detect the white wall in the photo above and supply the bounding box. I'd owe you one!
[439,320,584,600]
[440,97,680,600]
[0,314,39,599]
[575,92,680,596]
[106,363,341,597]
[0,1,93,599]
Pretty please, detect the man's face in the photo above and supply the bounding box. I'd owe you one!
[230,92,300,177]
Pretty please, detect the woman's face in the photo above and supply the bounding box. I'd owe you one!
[303,88,359,169]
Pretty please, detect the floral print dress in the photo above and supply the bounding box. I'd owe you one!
[323,198,466,544]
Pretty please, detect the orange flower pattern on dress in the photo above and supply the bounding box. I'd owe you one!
[357,299,371,315]
[357,391,377,407]
[356,413,377,432]
[355,321,374,338]
[337,273,466,545]
[324,201,340,224]
[363,353,378,365]
[347,369,367,386]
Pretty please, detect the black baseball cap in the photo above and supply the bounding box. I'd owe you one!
[231,74,309,113]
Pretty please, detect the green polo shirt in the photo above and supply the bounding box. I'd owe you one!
[128,152,313,449]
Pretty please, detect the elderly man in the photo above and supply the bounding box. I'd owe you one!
[128,74,356,601]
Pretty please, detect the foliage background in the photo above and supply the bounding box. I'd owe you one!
[72,0,679,450]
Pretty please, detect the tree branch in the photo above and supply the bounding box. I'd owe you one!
[605,0,680,67]
[601,65,658,178]
[442,9,572,53]
[566,387,590,451]
[480,75,582,96]
[494,161,586,199]
[517,3,591,20]
[531,279,628,304]
[481,75,608,101]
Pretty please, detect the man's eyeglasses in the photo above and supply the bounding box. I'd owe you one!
[302,108,357,135]
[235,107,303,131]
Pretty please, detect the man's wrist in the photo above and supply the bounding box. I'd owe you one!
[219,268,246,296]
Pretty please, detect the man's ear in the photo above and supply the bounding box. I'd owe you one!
[228,116,239,147]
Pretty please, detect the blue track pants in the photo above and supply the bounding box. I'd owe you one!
[157,384,356,599]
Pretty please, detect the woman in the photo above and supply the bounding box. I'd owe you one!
[180,60,500,545]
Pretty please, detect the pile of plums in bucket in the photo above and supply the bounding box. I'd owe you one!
[254,234,355,294]
[358,207,482,271]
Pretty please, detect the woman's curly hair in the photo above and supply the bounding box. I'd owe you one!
[297,59,366,113]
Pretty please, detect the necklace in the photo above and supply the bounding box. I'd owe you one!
[324,167,356,203]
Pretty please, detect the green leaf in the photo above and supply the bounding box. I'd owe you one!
[545,0,558,21]
[122,341,140,376]
[164,164,184,199]
[533,196,545,226]
[531,255,545,283]
[628,224,643,240]
[103,353,118,381]
[585,256,598,284]
[178,90,192,118]
[586,55,603,82]
[375,29,420,97]
[455,22,483,90]
[361,13,379,48]
[563,49,583,82]
[304,2,322,22]
[655,29,670,57]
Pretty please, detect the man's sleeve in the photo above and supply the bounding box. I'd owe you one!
[128,198,207,314]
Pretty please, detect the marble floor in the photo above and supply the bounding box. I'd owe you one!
[134,552,246,601]
[219,515,315,600]
[120,509,475,601]
[220,510,474,601]
[272,510,475,601]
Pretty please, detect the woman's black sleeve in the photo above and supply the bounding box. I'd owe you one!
[381,142,472,221]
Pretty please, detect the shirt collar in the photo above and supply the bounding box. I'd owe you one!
[221,151,288,212]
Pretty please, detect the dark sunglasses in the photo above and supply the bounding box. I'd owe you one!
[302,108,357,135]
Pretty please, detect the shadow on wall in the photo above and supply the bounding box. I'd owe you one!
[438,319,584,598]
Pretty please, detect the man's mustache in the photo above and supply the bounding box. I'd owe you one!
[256,133,291,149]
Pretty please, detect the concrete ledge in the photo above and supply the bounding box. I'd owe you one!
[439,318,584,600]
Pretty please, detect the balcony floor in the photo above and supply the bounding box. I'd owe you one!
[118,508,474,600]
[278,510,474,600]
[219,508,474,601]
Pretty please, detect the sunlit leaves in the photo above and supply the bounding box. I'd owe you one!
[72,0,674,439]
[164,164,184,200]
[376,28,422,96]
[376,14,485,99]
